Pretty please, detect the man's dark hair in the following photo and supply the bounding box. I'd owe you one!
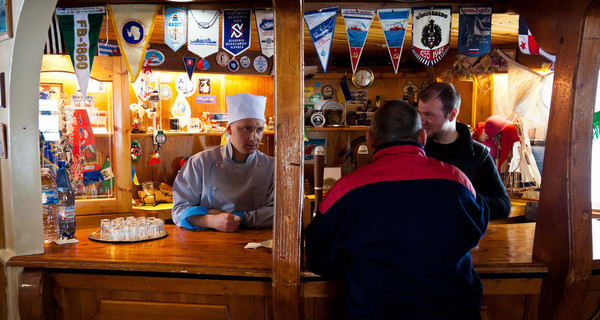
[420,82,461,117]
[370,100,422,147]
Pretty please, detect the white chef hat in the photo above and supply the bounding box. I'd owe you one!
[226,93,267,124]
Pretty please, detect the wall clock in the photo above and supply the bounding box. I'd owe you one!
[352,67,374,88]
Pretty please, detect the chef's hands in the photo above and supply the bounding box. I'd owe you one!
[187,209,242,232]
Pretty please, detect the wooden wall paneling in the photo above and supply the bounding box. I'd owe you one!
[530,0,597,318]
[131,133,222,191]
[581,274,600,319]
[272,0,303,319]
[49,273,271,320]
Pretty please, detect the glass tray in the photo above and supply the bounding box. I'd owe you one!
[88,230,169,243]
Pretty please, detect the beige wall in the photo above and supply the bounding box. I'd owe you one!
[0,0,58,318]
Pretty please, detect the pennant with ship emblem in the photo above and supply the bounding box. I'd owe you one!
[222,9,252,57]
[108,4,159,82]
[377,9,410,74]
[254,9,274,58]
[164,7,186,52]
[342,9,375,73]
[518,16,556,62]
[187,9,220,58]
[458,7,492,57]
[304,7,338,74]
[55,6,105,96]
[411,6,452,66]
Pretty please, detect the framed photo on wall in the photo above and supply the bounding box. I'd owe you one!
[0,0,12,41]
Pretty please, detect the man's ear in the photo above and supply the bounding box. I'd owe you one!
[226,124,233,135]
[418,128,427,147]
[448,108,459,122]
[366,129,375,150]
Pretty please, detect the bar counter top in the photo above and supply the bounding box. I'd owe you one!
[8,222,548,278]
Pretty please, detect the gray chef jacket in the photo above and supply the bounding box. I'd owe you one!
[172,141,275,229]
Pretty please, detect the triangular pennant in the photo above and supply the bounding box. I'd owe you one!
[411,7,452,66]
[518,16,556,62]
[55,7,105,96]
[108,4,159,82]
[457,7,492,57]
[342,9,375,73]
[183,56,197,80]
[164,7,186,52]
[222,9,252,57]
[254,9,274,58]
[304,7,338,74]
[187,9,220,58]
[377,9,410,73]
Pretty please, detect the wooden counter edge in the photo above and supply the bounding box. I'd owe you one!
[6,256,272,279]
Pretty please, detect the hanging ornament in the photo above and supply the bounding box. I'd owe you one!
[131,140,142,162]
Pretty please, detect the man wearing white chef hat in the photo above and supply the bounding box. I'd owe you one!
[172,93,274,232]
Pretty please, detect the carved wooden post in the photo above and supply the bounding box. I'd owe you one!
[272,0,304,319]
[518,1,597,318]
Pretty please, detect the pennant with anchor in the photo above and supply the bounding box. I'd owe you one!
[55,6,105,96]
[164,7,186,52]
[108,4,159,82]
[377,9,410,74]
[304,7,338,74]
[411,6,452,66]
[342,9,375,73]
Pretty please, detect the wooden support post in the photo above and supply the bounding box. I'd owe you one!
[272,1,304,319]
[518,1,597,318]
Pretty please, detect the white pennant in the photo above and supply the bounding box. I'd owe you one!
[187,9,220,58]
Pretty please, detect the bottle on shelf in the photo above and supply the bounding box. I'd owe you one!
[56,160,76,239]
[41,167,59,243]
[267,116,275,131]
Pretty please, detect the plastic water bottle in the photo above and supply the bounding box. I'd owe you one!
[40,168,58,243]
[56,161,76,239]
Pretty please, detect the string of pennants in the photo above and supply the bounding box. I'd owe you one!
[51,5,274,94]
[48,4,555,93]
[305,6,556,75]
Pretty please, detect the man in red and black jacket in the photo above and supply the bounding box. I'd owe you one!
[305,100,489,319]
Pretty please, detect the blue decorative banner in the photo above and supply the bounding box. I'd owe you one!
[377,8,410,74]
[342,9,375,73]
[304,7,338,74]
[164,7,186,52]
[458,7,492,57]
[222,9,251,57]
[411,6,452,66]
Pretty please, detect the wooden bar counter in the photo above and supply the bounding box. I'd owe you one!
[8,222,547,319]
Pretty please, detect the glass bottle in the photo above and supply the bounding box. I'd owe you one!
[56,161,76,239]
[41,168,59,243]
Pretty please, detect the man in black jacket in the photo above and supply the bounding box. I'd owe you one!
[418,82,510,219]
